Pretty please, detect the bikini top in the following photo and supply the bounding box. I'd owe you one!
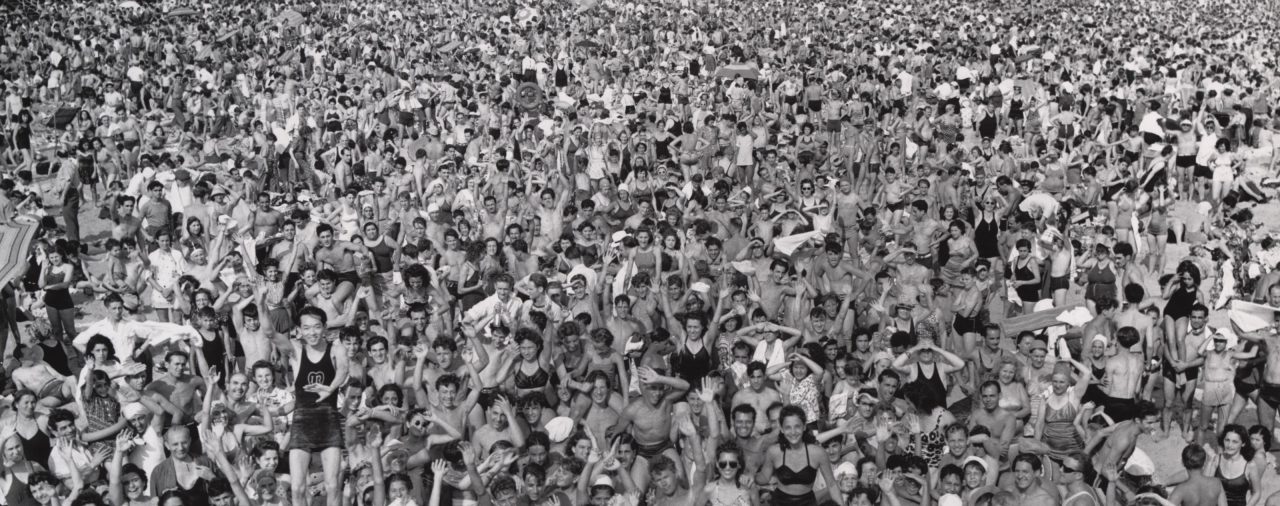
[776,445,818,486]
[514,363,551,390]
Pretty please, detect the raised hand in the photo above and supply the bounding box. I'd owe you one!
[459,442,477,467]
[697,377,718,404]
[115,431,136,454]
[366,426,383,449]
[431,459,449,482]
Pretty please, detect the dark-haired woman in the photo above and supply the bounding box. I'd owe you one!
[758,405,843,506]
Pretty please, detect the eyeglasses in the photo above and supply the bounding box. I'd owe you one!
[718,460,739,469]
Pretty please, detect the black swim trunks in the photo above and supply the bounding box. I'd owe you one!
[338,270,361,286]
[1259,383,1280,407]
[1162,357,1200,382]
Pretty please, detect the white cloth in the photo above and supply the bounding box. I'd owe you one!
[73,319,201,363]
[464,294,522,324]
[752,340,788,370]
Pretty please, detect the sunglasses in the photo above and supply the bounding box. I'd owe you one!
[718,460,739,469]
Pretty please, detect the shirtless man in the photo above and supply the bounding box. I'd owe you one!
[882,244,931,288]
[363,336,405,390]
[143,351,207,443]
[229,293,282,369]
[605,295,647,352]
[12,344,76,407]
[112,195,143,242]
[1113,285,1158,396]
[1101,326,1145,423]
[83,238,143,304]
[312,223,371,303]
[650,443,707,506]
[1113,285,1154,356]
[1091,401,1160,485]
[1190,335,1250,445]
[1164,304,1212,436]
[937,424,999,487]
[811,242,871,296]
[832,178,863,254]
[1235,308,1280,433]
[306,270,368,328]
[968,381,1018,459]
[1169,445,1224,506]
[1112,243,1148,294]
[608,367,690,479]
[730,362,782,435]
[900,201,942,270]
[420,372,480,444]
[1007,454,1057,506]
[575,372,622,445]
[1080,298,1119,356]
[757,259,804,320]
[250,192,285,239]
[969,325,1015,393]
[471,393,526,459]
[730,404,769,478]
[1047,236,1074,307]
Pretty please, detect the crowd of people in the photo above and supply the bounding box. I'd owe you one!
[3,0,1280,504]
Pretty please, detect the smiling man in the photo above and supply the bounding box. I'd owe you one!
[287,306,349,506]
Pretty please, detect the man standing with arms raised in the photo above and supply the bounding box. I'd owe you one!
[289,306,349,506]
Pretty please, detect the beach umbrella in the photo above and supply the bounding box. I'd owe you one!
[168,7,198,17]
[118,0,141,8]
[0,216,40,289]
[46,107,79,130]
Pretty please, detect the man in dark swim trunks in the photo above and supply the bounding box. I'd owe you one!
[1162,305,1210,437]
[607,367,690,476]
[1236,309,1280,434]
[312,223,371,304]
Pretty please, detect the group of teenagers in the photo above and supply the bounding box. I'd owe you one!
[3,0,1280,505]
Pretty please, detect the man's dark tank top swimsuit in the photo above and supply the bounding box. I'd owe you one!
[296,343,338,408]
[292,342,344,450]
